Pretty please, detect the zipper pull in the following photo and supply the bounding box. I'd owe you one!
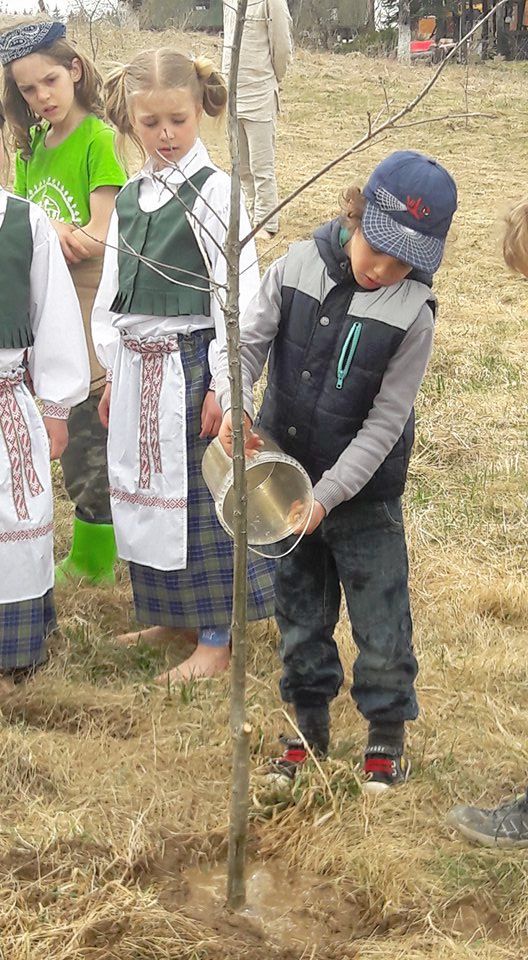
[336,321,362,390]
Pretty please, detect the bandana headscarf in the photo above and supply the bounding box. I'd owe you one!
[0,21,66,67]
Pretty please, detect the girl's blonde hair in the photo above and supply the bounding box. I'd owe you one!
[0,97,8,181]
[503,198,528,277]
[104,48,227,164]
[2,29,103,158]
[340,185,366,235]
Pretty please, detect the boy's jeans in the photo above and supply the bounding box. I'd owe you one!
[275,497,419,724]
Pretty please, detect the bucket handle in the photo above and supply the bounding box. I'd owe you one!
[247,497,315,560]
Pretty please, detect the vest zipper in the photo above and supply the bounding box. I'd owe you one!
[336,321,362,390]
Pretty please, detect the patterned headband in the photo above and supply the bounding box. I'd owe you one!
[0,21,66,67]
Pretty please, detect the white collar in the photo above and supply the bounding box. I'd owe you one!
[135,138,213,186]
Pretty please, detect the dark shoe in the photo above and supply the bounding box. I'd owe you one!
[447,790,528,848]
[263,736,308,786]
[363,744,410,795]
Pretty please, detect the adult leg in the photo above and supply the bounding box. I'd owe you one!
[238,118,255,224]
[245,118,279,234]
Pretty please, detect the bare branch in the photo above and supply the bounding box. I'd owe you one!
[155,141,229,234]
[243,0,507,246]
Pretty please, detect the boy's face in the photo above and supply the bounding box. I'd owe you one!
[349,227,413,290]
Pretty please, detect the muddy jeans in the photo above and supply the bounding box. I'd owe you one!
[275,497,418,724]
[60,390,111,524]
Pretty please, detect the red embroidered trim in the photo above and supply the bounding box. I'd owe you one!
[0,521,53,543]
[41,402,70,420]
[110,487,187,510]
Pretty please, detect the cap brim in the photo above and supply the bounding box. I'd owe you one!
[362,201,444,274]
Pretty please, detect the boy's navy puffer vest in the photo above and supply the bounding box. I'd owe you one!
[257,219,436,501]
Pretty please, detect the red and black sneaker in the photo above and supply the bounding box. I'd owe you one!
[363,744,410,795]
[264,736,308,785]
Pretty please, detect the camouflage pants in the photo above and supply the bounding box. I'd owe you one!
[60,390,111,524]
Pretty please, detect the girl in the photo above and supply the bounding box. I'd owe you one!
[0,20,127,584]
[0,96,89,687]
[92,48,275,682]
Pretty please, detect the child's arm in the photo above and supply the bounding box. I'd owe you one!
[27,208,90,457]
[69,185,120,261]
[215,255,285,422]
[313,307,434,516]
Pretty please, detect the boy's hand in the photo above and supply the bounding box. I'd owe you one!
[98,383,111,429]
[200,390,222,439]
[218,410,263,458]
[43,417,69,460]
[51,220,91,264]
[288,497,326,535]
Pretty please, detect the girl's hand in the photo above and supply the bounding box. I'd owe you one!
[98,383,111,428]
[288,498,326,535]
[43,417,69,460]
[200,390,222,439]
[51,220,91,264]
[218,411,263,458]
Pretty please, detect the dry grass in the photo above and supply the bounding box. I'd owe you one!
[3,22,528,959]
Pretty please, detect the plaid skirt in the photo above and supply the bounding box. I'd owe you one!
[0,588,56,670]
[130,330,275,629]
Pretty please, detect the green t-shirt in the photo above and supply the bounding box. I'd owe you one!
[14,114,126,226]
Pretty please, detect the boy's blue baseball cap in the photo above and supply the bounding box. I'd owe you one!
[361,150,457,274]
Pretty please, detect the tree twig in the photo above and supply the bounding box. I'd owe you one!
[243,0,507,246]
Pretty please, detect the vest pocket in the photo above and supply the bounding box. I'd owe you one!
[336,322,362,390]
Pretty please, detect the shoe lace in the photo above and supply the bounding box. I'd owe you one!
[491,789,528,841]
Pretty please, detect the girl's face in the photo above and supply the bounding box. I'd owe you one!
[131,86,202,168]
[11,52,81,125]
[349,226,412,290]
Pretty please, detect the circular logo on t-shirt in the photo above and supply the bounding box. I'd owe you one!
[28,177,81,224]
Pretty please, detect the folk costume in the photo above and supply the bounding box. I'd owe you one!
[2,20,128,584]
[92,140,275,631]
[0,190,89,670]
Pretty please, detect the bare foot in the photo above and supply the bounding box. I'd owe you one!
[155,643,230,685]
[115,626,197,648]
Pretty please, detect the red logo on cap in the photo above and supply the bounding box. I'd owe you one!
[406,196,431,221]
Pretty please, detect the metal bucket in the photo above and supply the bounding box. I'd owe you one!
[202,433,314,546]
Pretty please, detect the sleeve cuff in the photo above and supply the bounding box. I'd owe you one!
[41,401,70,420]
[106,370,113,383]
[312,478,346,516]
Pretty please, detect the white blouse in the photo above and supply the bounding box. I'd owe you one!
[0,188,90,415]
[92,139,260,380]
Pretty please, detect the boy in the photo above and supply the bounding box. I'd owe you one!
[216,151,458,792]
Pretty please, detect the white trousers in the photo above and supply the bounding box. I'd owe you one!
[238,117,279,233]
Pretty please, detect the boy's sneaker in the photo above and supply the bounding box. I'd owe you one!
[447,789,528,848]
[263,736,308,786]
[363,744,410,795]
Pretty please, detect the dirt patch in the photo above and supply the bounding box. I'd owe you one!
[1,684,140,740]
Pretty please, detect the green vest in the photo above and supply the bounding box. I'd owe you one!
[111,168,215,318]
[0,197,34,349]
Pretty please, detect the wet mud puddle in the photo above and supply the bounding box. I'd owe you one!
[183,860,340,948]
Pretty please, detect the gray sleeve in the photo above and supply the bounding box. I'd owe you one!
[313,305,435,515]
[215,256,286,419]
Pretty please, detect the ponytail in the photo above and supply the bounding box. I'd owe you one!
[193,55,227,118]
[104,63,144,165]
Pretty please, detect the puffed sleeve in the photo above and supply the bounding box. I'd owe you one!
[91,208,121,379]
[27,206,90,418]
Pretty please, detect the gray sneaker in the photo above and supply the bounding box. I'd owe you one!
[447,789,528,848]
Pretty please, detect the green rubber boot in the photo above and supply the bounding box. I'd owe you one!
[55,517,117,586]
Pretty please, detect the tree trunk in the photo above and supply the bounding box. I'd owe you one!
[367,0,376,31]
[398,0,411,62]
[224,0,251,913]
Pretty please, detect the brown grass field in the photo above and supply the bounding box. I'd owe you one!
[1,22,528,959]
